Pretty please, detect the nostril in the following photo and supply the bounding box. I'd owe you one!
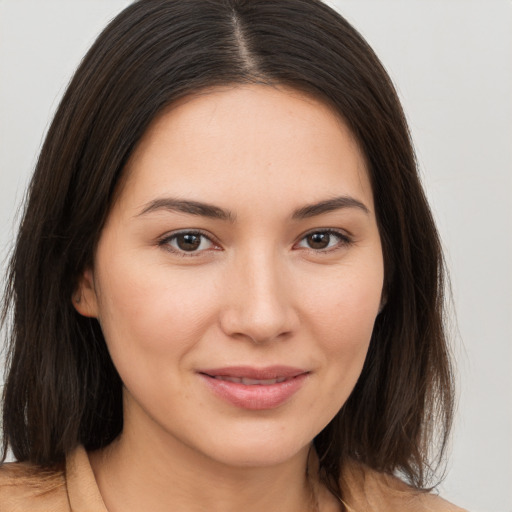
[218,306,298,345]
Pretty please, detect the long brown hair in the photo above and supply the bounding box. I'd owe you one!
[1,0,453,503]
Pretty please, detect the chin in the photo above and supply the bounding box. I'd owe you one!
[184,421,317,469]
[208,441,309,469]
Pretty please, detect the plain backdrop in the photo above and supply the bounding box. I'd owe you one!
[1,1,511,511]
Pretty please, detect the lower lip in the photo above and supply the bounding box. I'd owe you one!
[199,373,308,410]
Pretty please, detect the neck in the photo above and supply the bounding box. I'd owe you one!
[89,418,319,512]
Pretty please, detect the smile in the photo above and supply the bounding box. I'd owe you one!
[198,366,309,410]
[211,376,288,385]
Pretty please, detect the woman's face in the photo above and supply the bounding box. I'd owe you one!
[76,85,384,468]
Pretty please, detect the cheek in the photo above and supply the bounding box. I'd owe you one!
[305,263,382,339]
[302,260,382,388]
[94,257,221,360]
[93,263,224,414]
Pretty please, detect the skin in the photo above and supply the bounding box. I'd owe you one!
[75,85,384,512]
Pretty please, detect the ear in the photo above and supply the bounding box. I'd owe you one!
[73,268,99,318]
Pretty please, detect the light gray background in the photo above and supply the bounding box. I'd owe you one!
[1,1,511,511]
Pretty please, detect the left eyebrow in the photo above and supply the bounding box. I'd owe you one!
[291,196,370,220]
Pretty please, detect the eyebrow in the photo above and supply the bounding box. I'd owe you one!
[138,198,236,222]
[291,196,370,219]
[137,195,369,222]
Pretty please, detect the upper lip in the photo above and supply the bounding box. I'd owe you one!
[198,366,308,380]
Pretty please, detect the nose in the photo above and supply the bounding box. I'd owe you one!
[219,251,299,344]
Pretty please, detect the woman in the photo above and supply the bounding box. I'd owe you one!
[0,1,465,510]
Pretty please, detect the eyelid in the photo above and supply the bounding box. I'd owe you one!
[158,229,221,257]
[294,228,353,253]
[156,227,353,257]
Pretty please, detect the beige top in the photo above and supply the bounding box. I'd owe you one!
[0,446,467,512]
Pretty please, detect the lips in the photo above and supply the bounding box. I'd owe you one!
[198,366,309,410]
[212,376,288,385]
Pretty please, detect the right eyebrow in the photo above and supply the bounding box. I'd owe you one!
[136,197,236,223]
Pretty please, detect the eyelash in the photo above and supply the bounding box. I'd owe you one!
[158,229,219,258]
[295,229,352,254]
[158,229,353,257]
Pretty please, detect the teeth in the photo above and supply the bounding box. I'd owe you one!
[213,376,288,385]
[242,378,276,385]
[214,376,242,383]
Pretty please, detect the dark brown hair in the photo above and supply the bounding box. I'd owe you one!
[1,0,453,503]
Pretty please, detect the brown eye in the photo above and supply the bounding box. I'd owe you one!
[306,232,331,249]
[176,233,202,251]
[161,231,215,254]
[296,230,350,252]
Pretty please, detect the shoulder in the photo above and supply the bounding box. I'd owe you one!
[0,460,69,512]
[341,460,468,512]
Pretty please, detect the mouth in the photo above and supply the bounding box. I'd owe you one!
[209,376,289,385]
[197,366,309,410]
[199,365,308,383]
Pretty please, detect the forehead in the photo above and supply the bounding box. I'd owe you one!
[119,84,373,216]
